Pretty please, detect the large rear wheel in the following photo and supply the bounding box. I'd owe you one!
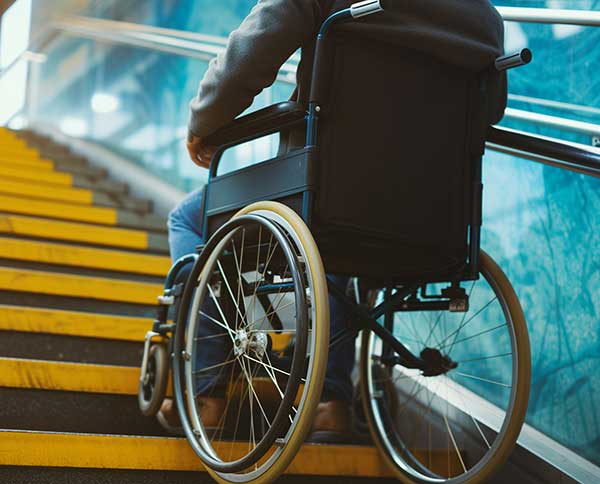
[360,250,530,483]
[173,202,329,484]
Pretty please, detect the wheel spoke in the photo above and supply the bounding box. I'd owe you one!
[440,322,507,350]
[243,353,305,383]
[453,371,511,388]
[231,229,245,330]
[192,358,237,375]
[457,352,512,364]
[237,355,272,427]
[250,300,295,329]
[217,259,248,329]
[205,286,237,343]
[438,295,497,350]
[194,332,230,341]
[444,409,467,473]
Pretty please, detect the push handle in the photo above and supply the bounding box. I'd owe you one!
[495,48,532,72]
[350,0,384,18]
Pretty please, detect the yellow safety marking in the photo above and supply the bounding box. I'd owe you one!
[0,267,161,304]
[0,178,93,205]
[0,430,397,477]
[0,357,140,395]
[270,332,292,351]
[0,305,149,342]
[0,156,53,170]
[0,214,151,250]
[0,147,38,158]
[0,193,117,225]
[0,237,169,275]
[0,138,30,148]
[2,165,73,186]
[1,356,308,411]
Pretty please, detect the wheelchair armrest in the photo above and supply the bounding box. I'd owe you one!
[204,101,307,147]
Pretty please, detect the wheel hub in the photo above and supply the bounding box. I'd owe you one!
[420,347,458,377]
[233,330,269,359]
[249,332,269,359]
[234,329,250,357]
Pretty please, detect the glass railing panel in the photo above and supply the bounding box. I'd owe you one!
[493,1,600,145]
[481,147,600,466]
[23,33,293,191]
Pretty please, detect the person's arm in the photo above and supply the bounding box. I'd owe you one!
[187,0,323,167]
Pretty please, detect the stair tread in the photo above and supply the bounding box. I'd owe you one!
[0,214,168,252]
[0,177,93,204]
[0,305,148,342]
[0,356,142,395]
[0,429,393,476]
[0,193,166,231]
[0,267,161,304]
[0,237,170,276]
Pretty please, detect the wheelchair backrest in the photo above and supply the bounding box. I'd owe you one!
[313,29,494,278]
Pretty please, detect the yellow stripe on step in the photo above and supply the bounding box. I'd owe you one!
[0,214,152,250]
[0,156,53,170]
[0,178,93,204]
[0,148,41,160]
[0,237,170,275]
[0,430,396,477]
[0,357,303,404]
[0,305,149,342]
[2,165,73,186]
[0,267,161,304]
[0,193,117,224]
[0,357,140,395]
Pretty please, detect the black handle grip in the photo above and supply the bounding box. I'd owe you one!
[495,48,532,72]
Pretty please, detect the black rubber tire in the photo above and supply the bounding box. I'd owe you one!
[138,344,169,417]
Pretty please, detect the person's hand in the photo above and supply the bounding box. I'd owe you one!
[186,133,216,169]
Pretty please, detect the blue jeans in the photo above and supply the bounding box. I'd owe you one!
[168,188,355,401]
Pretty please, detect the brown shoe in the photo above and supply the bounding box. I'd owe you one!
[307,400,354,443]
[156,396,225,435]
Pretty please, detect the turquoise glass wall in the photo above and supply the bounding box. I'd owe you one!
[11,0,600,466]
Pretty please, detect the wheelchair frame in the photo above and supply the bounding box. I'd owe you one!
[140,2,532,482]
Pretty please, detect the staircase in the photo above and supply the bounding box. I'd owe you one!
[0,128,397,484]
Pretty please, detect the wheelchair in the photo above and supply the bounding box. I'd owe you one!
[139,2,532,483]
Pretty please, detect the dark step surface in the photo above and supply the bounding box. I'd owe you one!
[0,332,143,366]
[0,467,395,484]
[0,389,163,437]
[0,291,156,318]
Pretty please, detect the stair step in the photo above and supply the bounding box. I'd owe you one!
[0,306,293,354]
[0,305,148,342]
[0,389,165,436]
[0,267,161,304]
[1,164,129,195]
[3,164,73,186]
[0,237,170,276]
[0,193,165,231]
[0,177,151,211]
[0,214,168,252]
[0,178,94,205]
[0,156,53,170]
[0,430,393,477]
[0,357,141,395]
[0,157,107,180]
[0,332,143,366]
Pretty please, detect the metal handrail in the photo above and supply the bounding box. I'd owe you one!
[505,108,600,138]
[2,9,600,180]
[497,6,600,26]
[487,126,600,179]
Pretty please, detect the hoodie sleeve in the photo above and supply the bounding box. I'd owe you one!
[188,0,322,139]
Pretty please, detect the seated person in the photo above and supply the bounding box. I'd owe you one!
[158,0,505,442]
